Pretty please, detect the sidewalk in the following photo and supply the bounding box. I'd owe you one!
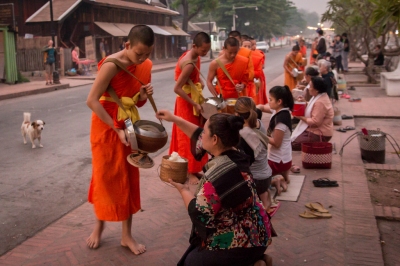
[1,62,399,265]
[0,58,212,101]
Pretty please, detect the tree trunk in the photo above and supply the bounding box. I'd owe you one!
[182,0,189,33]
[365,56,377,84]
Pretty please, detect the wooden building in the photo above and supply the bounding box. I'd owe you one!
[1,0,189,62]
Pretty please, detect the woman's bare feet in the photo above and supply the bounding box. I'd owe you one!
[86,220,104,249]
[187,173,199,185]
[121,235,146,255]
[281,179,288,192]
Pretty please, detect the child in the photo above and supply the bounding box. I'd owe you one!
[86,25,154,255]
[257,85,294,188]
[235,97,274,211]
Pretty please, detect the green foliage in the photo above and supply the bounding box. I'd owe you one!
[370,0,400,36]
[17,71,30,83]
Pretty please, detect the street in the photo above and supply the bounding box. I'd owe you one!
[0,47,290,256]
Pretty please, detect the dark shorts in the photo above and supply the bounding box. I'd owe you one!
[179,244,267,266]
[254,177,271,195]
[268,160,292,176]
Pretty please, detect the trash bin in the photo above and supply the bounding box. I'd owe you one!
[357,129,386,164]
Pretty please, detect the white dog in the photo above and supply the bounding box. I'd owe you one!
[21,112,45,148]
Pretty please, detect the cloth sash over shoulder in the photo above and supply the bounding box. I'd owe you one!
[178,60,205,116]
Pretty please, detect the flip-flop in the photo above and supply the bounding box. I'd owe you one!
[340,93,351,99]
[313,178,339,187]
[299,210,319,219]
[305,202,329,213]
[309,210,332,218]
[344,126,355,131]
[348,86,356,90]
[290,165,301,173]
[341,115,354,120]
[267,202,281,217]
[349,98,361,102]
[336,128,347,133]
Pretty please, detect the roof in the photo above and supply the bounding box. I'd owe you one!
[95,22,189,37]
[172,20,203,32]
[26,0,179,23]
[192,22,218,34]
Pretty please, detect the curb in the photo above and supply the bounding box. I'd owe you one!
[374,205,400,221]
[0,83,70,101]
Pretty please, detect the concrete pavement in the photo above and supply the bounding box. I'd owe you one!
[1,61,400,265]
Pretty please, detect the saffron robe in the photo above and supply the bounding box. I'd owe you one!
[284,52,303,91]
[215,55,249,99]
[88,57,151,221]
[169,52,208,173]
[238,47,255,97]
[299,46,307,71]
[252,50,267,104]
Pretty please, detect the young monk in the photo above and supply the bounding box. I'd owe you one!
[229,31,254,97]
[207,37,249,99]
[283,45,303,91]
[86,25,155,255]
[250,38,268,104]
[169,32,211,185]
[241,39,257,103]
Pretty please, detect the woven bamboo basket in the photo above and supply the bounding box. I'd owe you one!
[159,155,188,184]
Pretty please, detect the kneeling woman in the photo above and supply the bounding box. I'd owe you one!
[291,76,334,151]
[156,110,273,266]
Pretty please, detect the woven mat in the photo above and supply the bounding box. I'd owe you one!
[270,174,306,202]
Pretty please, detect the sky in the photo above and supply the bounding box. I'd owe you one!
[290,0,329,16]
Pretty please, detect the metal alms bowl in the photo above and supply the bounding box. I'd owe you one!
[133,120,168,153]
[292,68,300,77]
[201,96,227,119]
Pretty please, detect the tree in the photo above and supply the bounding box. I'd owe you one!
[322,0,399,83]
[172,0,218,32]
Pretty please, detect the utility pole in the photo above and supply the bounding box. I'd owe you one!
[209,16,213,59]
[49,0,60,84]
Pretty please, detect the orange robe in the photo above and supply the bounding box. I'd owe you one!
[215,55,249,99]
[284,52,303,91]
[169,52,208,173]
[252,50,267,104]
[310,47,318,65]
[299,46,307,71]
[88,57,151,221]
[238,47,255,98]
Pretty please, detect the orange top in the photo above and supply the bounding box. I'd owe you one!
[174,51,201,84]
[215,55,249,99]
[300,45,307,57]
[97,57,151,129]
[252,51,264,79]
[238,47,254,80]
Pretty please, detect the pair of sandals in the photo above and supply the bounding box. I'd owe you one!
[45,82,53,86]
[336,126,355,132]
[313,178,338,187]
[349,97,361,102]
[341,93,351,99]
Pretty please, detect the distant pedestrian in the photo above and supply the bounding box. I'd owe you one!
[42,40,56,85]
[316,28,327,57]
[104,40,110,56]
[331,35,344,73]
[99,39,105,58]
[341,33,349,72]
[71,46,80,70]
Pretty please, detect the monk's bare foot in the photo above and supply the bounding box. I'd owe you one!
[86,220,104,249]
[121,235,146,255]
[187,173,199,185]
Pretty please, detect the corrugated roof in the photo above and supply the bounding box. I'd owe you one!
[94,22,189,37]
[26,0,179,23]
[172,20,203,32]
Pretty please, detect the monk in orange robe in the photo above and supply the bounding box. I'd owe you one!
[207,37,249,99]
[228,31,254,97]
[310,37,319,65]
[169,32,210,185]
[249,38,268,104]
[242,40,261,104]
[86,25,155,255]
[284,45,303,91]
[299,38,307,71]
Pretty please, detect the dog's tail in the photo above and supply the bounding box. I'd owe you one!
[23,112,31,123]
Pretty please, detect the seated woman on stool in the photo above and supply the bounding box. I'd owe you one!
[156,110,273,266]
[291,76,334,152]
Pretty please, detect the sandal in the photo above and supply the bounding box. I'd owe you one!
[267,202,281,217]
[348,86,356,90]
[344,126,355,131]
[336,128,347,133]
[299,210,319,219]
[309,210,332,218]
[313,178,339,187]
[45,82,49,85]
[305,202,329,213]
[349,98,361,102]
[290,165,301,173]
[341,115,353,120]
[340,93,351,99]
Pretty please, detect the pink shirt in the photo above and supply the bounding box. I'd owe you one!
[305,93,334,137]
[72,50,79,64]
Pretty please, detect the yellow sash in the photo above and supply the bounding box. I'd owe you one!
[100,92,141,122]
[179,82,205,116]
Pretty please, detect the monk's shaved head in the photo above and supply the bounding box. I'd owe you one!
[224,37,239,49]
[228,31,241,38]
[193,32,211,47]
[128,25,155,47]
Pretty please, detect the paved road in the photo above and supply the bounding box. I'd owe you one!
[0,47,290,256]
